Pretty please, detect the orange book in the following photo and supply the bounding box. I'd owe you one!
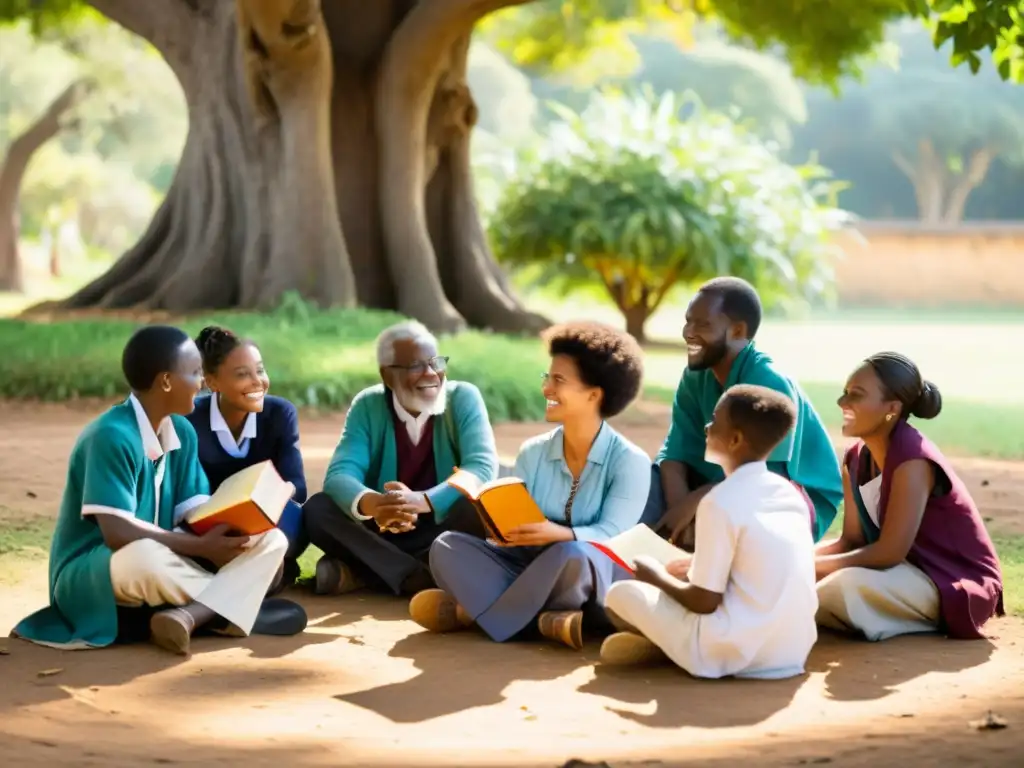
[590,524,688,573]
[447,468,546,544]
[185,460,294,536]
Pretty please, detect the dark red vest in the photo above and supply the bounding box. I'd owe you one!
[845,420,1003,639]
[389,400,438,492]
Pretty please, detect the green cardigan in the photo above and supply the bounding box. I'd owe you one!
[322,381,498,520]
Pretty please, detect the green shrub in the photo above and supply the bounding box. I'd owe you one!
[0,304,553,422]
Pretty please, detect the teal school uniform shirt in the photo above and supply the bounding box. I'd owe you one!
[514,422,651,541]
[13,395,210,649]
[656,342,842,541]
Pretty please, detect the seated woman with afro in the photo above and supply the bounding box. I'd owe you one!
[408,321,652,650]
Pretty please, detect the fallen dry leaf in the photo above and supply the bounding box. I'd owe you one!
[37,668,64,678]
[969,711,1008,731]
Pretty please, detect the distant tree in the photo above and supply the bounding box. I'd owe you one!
[796,23,1024,223]
[486,90,850,342]
[0,19,96,293]
[466,41,538,142]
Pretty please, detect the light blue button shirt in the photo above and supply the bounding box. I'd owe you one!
[513,422,651,542]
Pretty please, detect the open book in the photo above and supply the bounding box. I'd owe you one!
[185,460,295,536]
[447,468,545,544]
[590,523,689,572]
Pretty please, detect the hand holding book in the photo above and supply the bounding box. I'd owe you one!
[194,523,252,568]
[501,520,574,547]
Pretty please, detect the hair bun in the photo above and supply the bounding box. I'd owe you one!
[195,325,234,353]
[910,379,942,420]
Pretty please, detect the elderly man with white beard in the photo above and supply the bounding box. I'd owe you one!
[303,321,499,597]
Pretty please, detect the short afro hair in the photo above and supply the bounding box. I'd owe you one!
[718,384,796,458]
[543,321,644,419]
[122,325,192,391]
[698,276,763,339]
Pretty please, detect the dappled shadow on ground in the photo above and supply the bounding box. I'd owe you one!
[807,629,996,702]
[579,664,803,729]
[334,627,592,723]
[0,591,346,712]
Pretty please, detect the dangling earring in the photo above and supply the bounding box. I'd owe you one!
[885,414,893,422]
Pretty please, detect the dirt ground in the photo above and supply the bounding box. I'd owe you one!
[1,401,1023,767]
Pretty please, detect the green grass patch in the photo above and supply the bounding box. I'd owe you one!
[0,302,552,422]
[994,536,1024,617]
[0,512,53,556]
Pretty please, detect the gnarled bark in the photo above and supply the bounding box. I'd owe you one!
[51,0,546,335]
[64,0,354,311]
[0,80,91,293]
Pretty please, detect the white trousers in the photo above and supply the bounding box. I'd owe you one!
[816,561,940,642]
[109,529,287,635]
[605,580,815,680]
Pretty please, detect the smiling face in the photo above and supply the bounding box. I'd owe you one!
[163,340,205,415]
[682,291,743,371]
[541,353,601,424]
[382,337,447,416]
[205,342,270,414]
[837,362,901,438]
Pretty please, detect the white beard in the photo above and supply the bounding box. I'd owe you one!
[396,383,447,416]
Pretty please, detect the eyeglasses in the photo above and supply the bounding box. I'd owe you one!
[387,356,449,375]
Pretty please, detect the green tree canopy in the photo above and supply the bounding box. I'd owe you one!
[486,89,850,342]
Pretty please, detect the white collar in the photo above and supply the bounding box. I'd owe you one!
[128,393,181,461]
[727,461,769,482]
[391,391,433,427]
[210,393,258,442]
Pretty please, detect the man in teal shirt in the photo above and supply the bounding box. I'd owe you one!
[644,277,842,545]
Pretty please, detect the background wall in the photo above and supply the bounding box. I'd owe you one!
[833,222,1024,307]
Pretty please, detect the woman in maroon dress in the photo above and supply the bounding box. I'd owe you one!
[815,352,1003,641]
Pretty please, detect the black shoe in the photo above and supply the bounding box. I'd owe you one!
[252,598,307,636]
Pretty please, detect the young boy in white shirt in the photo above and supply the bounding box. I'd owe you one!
[602,384,818,679]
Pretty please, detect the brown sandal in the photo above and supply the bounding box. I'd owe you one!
[537,610,584,650]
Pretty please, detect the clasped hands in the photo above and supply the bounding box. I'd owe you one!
[362,481,431,533]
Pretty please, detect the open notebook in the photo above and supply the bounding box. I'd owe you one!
[446,468,546,544]
[590,523,688,572]
[184,460,294,536]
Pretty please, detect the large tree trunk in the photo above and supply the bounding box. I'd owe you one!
[0,81,90,293]
[56,0,546,334]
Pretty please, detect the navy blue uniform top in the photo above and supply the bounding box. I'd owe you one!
[186,393,307,504]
